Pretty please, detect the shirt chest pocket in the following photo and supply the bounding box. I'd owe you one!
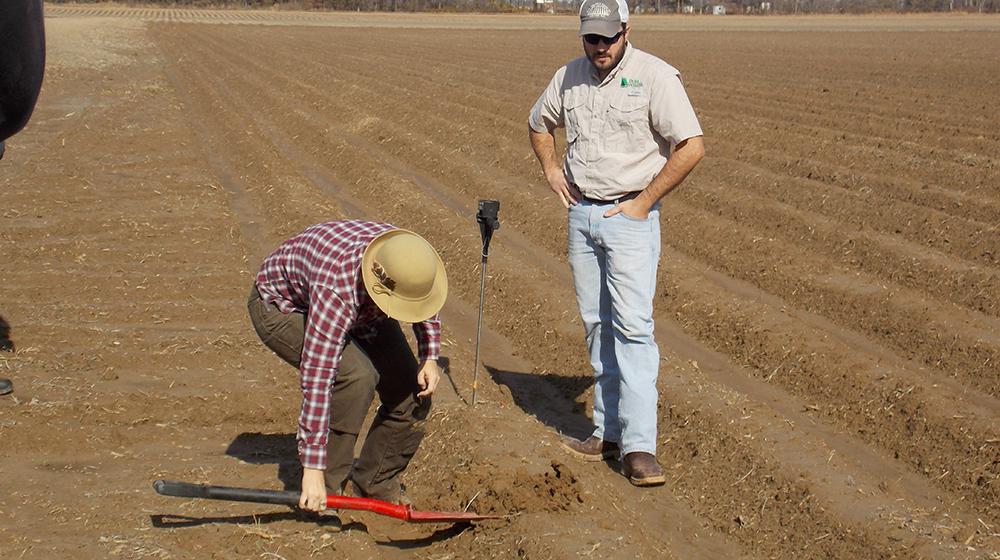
[563,92,587,145]
[605,95,649,154]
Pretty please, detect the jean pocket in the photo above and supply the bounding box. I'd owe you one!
[617,211,651,223]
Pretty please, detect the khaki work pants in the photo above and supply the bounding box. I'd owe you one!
[247,285,429,502]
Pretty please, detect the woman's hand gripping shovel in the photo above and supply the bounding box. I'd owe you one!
[154,480,502,524]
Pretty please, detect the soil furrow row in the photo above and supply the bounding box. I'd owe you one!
[681,162,1000,317]
[323,31,1000,166]
[700,113,1000,213]
[662,250,1000,521]
[701,109,1000,199]
[183,27,562,255]
[694,84,1000,160]
[667,196,1000,396]
[706,145,1000,268]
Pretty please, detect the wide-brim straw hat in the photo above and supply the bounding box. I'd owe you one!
[361,229,447,323]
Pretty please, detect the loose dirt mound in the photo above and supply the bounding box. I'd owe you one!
[1,8,998,560]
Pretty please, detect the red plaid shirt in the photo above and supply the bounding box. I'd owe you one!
[254,221,441,470]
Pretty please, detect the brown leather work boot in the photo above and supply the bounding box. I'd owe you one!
[622,452,666,487]
[560,435,620,462]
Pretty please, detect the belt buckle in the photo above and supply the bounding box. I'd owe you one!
[611,192,636,206]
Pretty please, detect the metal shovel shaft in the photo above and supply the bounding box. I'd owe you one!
[154,480,500,524]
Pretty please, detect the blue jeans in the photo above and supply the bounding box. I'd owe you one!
[568,200,661,456]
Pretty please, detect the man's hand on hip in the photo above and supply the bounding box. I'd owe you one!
[603,197,650,220]
[416,359,441,398]
[545,168,581,209]
[529,127,581,208]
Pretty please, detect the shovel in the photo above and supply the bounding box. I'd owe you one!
[154,480,501,524]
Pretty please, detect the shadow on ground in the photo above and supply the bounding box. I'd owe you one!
[150,511,470,548]
[150,510,349,528]
[488,366,595,439]
[375,524,473,548]
[0,315,13,352]
[437,355,468,405]
[1,315,14,394]
[226,432,301,490]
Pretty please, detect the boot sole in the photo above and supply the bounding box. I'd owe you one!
[627,474,666,487]
[560,441,619,462]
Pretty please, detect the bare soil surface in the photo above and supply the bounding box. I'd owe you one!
[1,6,998,559]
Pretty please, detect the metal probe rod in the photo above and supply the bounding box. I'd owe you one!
[472,250,488,405]
[472,199,500,406]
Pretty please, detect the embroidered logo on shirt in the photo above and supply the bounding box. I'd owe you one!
[620,77,644,88]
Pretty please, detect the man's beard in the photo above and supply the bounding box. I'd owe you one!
[590,50,619,69]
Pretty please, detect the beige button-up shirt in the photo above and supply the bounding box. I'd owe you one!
[529,43,703,201]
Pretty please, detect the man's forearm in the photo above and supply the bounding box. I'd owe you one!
[636,136,705,210]
[529,127,562,176]
[530,125,580,208]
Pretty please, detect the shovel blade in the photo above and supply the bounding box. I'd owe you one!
[407,509,503,523]
[326,495,500,524]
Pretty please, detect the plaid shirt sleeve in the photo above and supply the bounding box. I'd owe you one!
[412,314,441,363]
[297,285,355,470]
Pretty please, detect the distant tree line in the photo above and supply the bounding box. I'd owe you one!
[45,0,1000,13]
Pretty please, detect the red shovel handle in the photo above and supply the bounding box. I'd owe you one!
[326,494,410,520]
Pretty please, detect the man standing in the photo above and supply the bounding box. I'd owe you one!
[249,221,447,511]
[528,0,704,486]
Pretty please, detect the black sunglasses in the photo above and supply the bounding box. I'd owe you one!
[583,31,623,46]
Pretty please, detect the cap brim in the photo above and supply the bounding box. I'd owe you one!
[361,230,448,324]
[579,19,621,37]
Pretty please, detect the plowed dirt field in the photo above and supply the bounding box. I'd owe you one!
[1,6,998,559]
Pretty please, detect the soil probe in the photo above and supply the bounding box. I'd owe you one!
[154,480,501,524]
[472,200,500,406]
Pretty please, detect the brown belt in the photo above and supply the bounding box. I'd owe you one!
[580,190,641,205]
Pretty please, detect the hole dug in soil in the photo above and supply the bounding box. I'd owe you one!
[431,460,585,517]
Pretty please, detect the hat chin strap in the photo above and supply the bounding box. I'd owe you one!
[370,283,394,297]
[370,274,428,302]
[373,283,428,303]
